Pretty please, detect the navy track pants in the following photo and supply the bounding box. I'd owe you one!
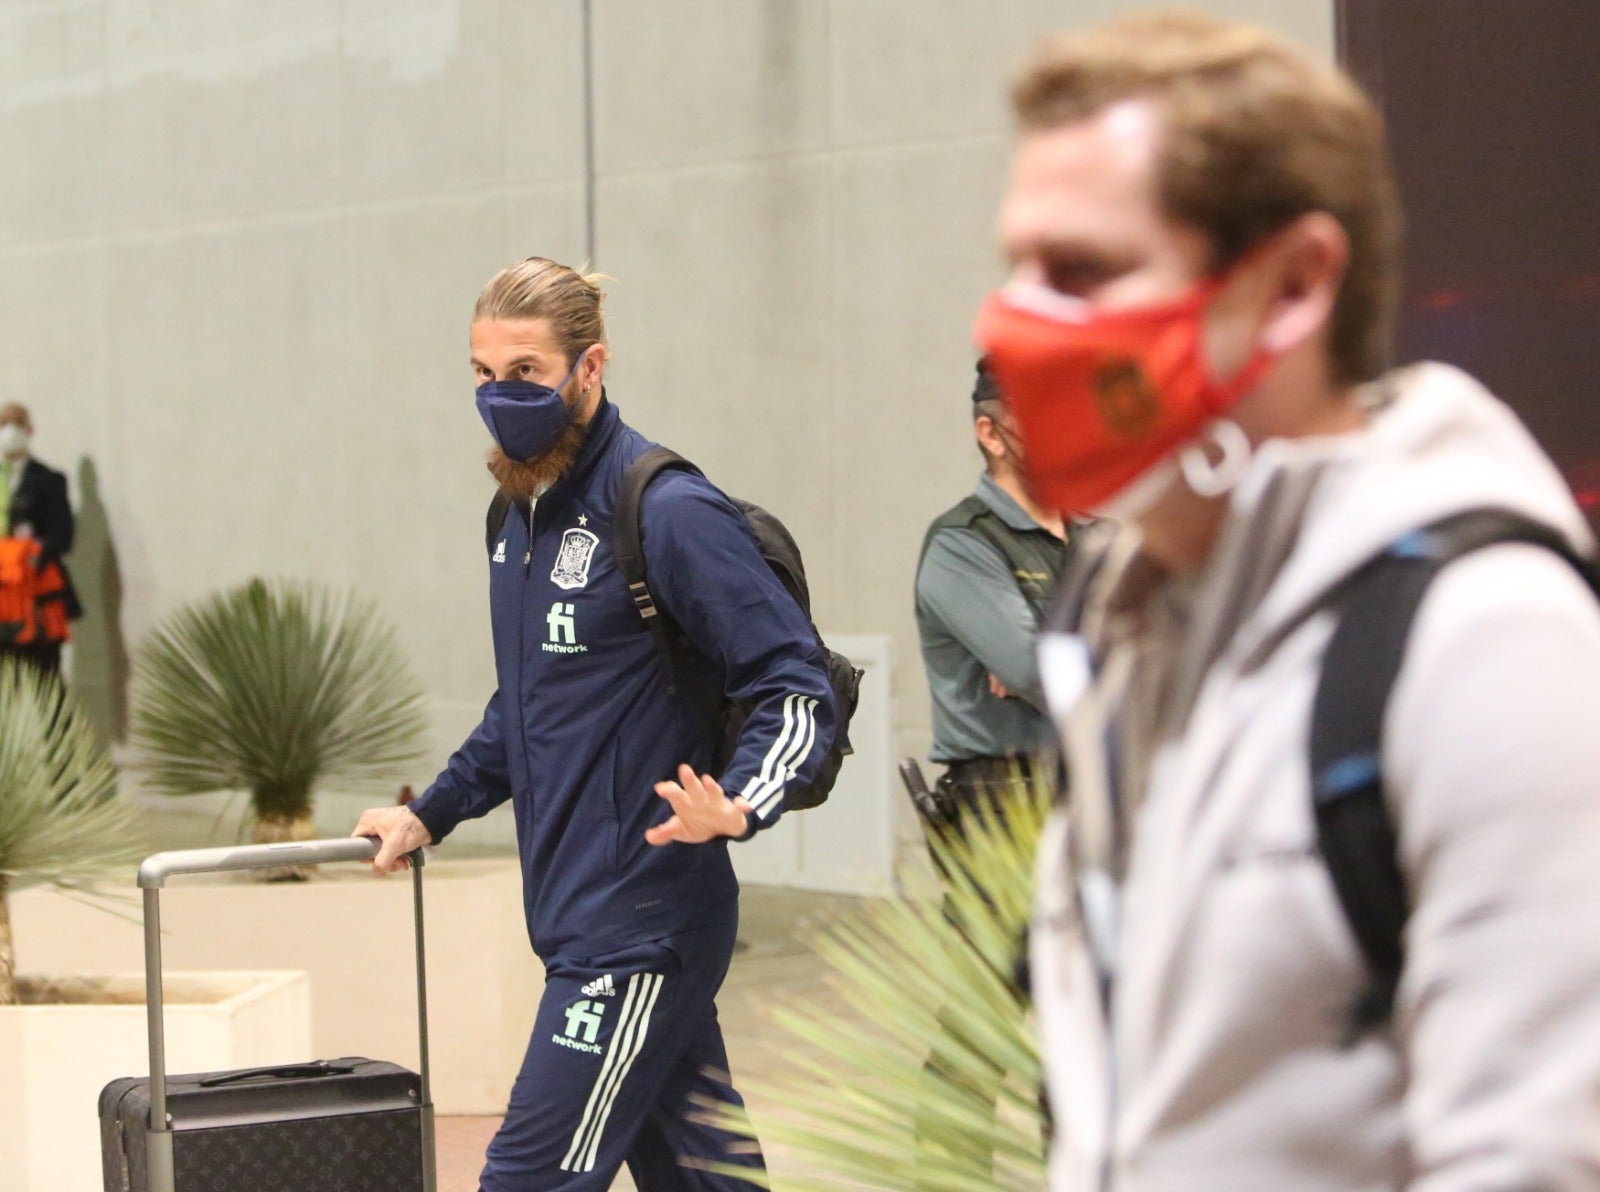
[479,912,765,1190]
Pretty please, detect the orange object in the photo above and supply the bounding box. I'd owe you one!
[973,276,1276,513]
[34,557,70,644]
[0,537,40,646]
[0,537,71,646]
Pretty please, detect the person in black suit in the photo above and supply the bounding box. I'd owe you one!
[0,403,79,674]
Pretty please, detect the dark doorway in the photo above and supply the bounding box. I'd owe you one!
[1338,1,1600,530]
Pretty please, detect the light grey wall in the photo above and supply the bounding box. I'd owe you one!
[0,0,1333,786]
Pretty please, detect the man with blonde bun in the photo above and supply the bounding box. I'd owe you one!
[355,257,836,1190]
[977,12,1600,1189]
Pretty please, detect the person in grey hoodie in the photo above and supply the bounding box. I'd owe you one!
[976,11,1600,1191]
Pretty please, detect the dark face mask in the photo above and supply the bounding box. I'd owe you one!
[474,349,588,460]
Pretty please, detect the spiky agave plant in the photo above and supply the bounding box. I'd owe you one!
[704,779,1052,1190]
[131,579,429,878]
[0,659,145,1004]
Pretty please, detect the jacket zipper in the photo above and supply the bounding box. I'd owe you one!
[517,501,539,801]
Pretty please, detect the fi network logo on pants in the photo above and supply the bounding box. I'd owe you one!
[544,601,587,655]
[554,998,605,1055]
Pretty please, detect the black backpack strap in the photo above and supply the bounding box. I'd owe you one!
[613,447,700,690]
[484,490,533,557]
[485,491,511,554]
[1311,508,1598,1040]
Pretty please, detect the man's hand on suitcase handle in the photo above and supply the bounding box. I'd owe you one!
[352,805,433,873]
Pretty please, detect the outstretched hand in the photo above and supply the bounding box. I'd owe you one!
[646,765,750,846]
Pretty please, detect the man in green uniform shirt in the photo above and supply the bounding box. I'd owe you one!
[914,359,1076,821]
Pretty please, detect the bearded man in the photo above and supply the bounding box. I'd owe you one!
[355,257,837,1191]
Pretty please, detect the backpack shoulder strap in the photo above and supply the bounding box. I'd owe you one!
[614,447,699,689]
[614,447,698,617]
[485,491,510,555]
[734,498,811,614]
[1311,508,1598,1038]
[484,490,532,556]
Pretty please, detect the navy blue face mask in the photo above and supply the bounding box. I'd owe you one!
[475,349,589,460]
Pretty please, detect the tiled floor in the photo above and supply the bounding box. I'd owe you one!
[433,885,871,1191]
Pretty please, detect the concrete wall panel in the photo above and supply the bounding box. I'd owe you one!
[0,3,106,246]
[0,244,110,468]
[830,0,1048,146]
[592,0,831,174]
[596,157,834,591]
[0,0,1336,828]
[342,0,516,203]
[499,0,588,185]
[103,4,343,233]
[827,137,1015,752]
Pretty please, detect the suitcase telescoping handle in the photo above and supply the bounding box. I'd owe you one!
[135,837,434,1192]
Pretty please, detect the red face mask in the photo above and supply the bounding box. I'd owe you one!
[973,276,1276,514]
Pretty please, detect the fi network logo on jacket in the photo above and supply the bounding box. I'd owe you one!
[544,602,587,654]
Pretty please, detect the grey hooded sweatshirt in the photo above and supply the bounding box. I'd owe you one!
[1033,363,1600,1191]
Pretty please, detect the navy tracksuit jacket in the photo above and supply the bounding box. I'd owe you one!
[410,396,837,954]
[409,396,837,1188]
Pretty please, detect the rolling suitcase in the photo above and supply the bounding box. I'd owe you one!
[98,837,437,1192]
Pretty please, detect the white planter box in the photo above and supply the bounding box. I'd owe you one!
[11,857,542,1114]
[0,970,310,1192]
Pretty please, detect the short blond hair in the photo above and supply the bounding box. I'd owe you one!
[1013,10,1401,384]
[474,257,609,368]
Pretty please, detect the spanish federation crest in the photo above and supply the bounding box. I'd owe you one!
[551,526,600,590]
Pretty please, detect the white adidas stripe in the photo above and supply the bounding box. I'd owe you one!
[740,695,798,811]
[748,699,816,816]
[742,694,799,809]
[575,972,664,1172]
[743,695,812,812]
[785,701,819,783]
[559,975,648,1172]
[747,697,818,815]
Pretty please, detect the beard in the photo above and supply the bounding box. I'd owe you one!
[486,415,591,500]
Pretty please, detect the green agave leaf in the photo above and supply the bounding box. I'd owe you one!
[129,578,430,818]
[0,659,146,892]
[711,778,1053,1189]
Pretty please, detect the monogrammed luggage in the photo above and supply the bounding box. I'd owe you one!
[98,837,437,1192]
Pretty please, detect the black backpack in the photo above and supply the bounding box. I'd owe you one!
[615,448,863,810]
[484,449,864,811]
[1310,508,1600,1040]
